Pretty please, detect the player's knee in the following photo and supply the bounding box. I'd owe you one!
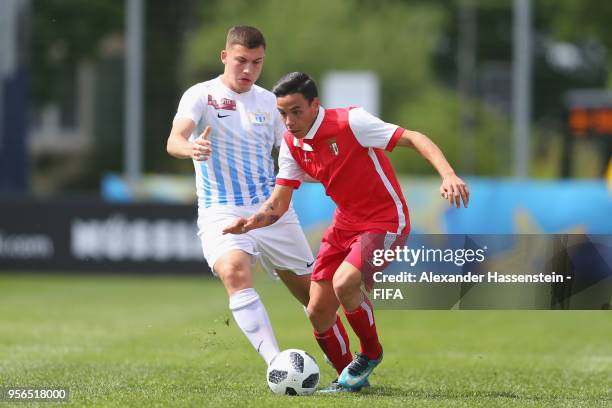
[305,303,320,321]
[306,302,332,324]
[215,259,251,292]
[332,273,360,302]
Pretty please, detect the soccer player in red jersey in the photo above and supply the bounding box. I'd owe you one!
[223,72,469,392]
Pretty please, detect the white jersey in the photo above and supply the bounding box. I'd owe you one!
[174,76,286,208]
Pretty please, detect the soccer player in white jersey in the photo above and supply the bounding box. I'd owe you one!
[166,27,344,367]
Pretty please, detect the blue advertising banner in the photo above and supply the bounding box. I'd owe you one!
[292,178,612,234]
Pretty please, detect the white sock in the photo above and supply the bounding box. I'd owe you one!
[229,288,279,365]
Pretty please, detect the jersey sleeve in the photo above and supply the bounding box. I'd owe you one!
[173,83,206,124]
[348,107,404,151]
[276,137,305,189]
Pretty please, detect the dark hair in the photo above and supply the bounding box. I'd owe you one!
[272,72,318,102]
[226,25,266,49]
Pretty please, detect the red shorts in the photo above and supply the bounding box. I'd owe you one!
[312,226,407,290]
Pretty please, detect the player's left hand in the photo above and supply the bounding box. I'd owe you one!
[222,217,249,235]
[440,173,469,208]
[192,126,212,161]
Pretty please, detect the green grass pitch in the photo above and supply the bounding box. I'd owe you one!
[0,273,610,407]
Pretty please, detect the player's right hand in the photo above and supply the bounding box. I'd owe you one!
[222,217,249,235]
[192,126,212,161]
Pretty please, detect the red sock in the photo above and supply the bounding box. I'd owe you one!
[314,314,352,375]
[343,295,382,360]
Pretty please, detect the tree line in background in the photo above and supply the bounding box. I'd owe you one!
[29,0,611,194]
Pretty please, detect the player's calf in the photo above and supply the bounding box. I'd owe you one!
[229,287,279,365]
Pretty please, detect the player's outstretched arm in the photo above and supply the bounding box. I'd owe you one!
[166,118,212,161]
[222,185,294,235]
[396,130,469,208]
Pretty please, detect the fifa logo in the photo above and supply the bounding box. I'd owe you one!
[326,138,339,156]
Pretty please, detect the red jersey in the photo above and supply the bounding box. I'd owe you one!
[276,107,410,234]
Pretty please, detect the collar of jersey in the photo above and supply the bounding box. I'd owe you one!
[215,75,252,97]
[292,107,325,150]
[304,107,325,140]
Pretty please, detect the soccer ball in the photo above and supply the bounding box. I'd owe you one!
[266,349,320,396]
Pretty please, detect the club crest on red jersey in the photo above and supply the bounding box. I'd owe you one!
[326,138,339,156]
